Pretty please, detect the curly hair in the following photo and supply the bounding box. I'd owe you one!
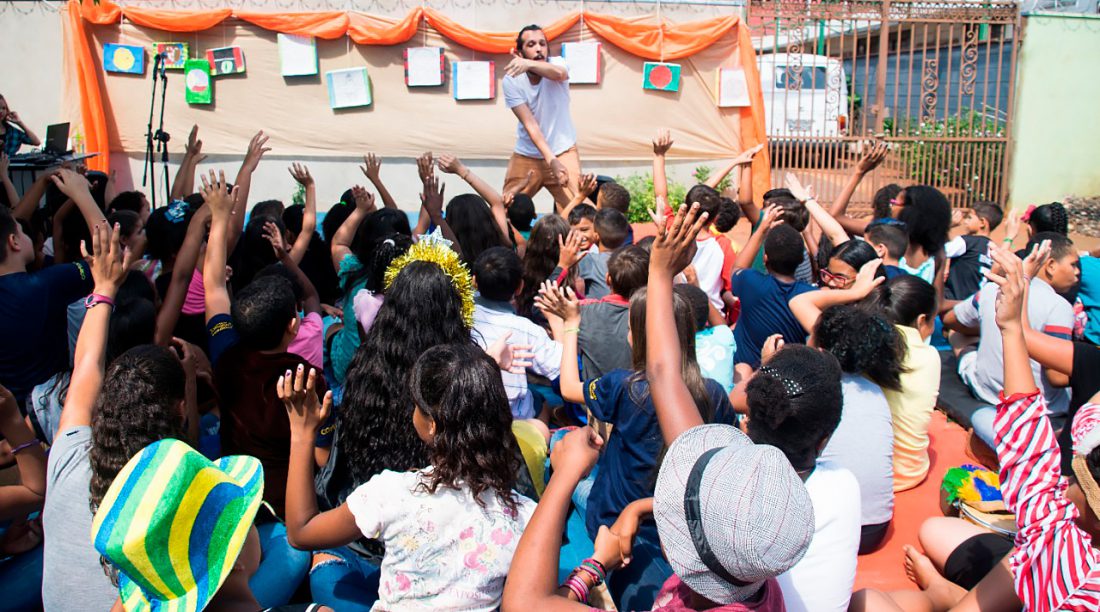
[898,185,952,256]
[89,345,186,580]
[814,305,904,391]
[746,344,843,471]
[445,194,510,266]
[337,261,473,492]
[518,214,572,320]
[410,344,521,513]
[1029,202,1069,236]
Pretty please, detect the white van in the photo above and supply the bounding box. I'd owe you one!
[757,53,849,139]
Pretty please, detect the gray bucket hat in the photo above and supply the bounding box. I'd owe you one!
[654,424,815,603]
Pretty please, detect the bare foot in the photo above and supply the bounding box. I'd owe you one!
[903,545,967,611]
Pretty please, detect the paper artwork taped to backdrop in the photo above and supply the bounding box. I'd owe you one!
[405,47,445,87]
[452,61,495,100]
[104,44,145,74]
[561,42,601,84]
[326,68,373,109]
[153,42,188,70]
[716,68,750,107]
[207,46,246,76]
[278,34,318,77]
[185,59,213,105]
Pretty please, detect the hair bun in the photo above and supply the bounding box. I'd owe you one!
[748,372,794,430]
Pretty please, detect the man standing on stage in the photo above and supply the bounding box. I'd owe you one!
[502,25,580,209]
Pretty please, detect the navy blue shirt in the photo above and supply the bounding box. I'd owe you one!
[0,262,92,404]
[730,269,815,367]
[582,369,735,539]
[883,264,908,279]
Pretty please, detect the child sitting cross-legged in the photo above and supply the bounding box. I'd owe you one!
[280,347,536,611]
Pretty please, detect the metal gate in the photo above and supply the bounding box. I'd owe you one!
[747,0,1021,208]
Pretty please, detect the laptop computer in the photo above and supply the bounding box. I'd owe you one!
[43,123,70,156]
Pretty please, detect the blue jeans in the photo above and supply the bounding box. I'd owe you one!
[0,543,42,612]
[309,546,381,612]
[249,522,310,608]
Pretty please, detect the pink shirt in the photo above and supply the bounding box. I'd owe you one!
[287,312,323,369]
[181,268,205,315]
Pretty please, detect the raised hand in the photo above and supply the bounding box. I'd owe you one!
[505,50,531,77]
[185,124,206,163]
[81,219,137,296]
[242,130,272,171]
[556,229,588,269]
[360,153,382,182]
[535,281,581,323]
[784,173,815,203]
[984,245,1027,331]
[576,173,598,200]
[1003,212,1021,244]
[421,174,446,219]
[856,140,889,174]
[550,426,604,480]
[649,195,669,230]
[416,152,435,184]
[485,331,535,375]
[436,153,465,176]
[652,129,673,156]
[1022,238,1051,280]
[5,110,22,126]
[263,221,289,259]
[171,337,212,388]
[49,168,92,200]
[758,204,784,232]
[732,142,765,166]
[760,333,786,364]
[350,185,376,214]
[277,364,332,438]
[651,202,708,277]
[851,258,885,297]
[199,169,236,218]
[288,162,313,187]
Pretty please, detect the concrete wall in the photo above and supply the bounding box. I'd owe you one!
[1008,12,1100,209]
[1,0,741,215]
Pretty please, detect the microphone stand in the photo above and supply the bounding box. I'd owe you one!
[142,53,162,207]
[155,58,170,208]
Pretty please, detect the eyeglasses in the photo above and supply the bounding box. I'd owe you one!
[819,268,854,287]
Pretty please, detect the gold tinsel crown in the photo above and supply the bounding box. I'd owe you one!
[383,231,475,327]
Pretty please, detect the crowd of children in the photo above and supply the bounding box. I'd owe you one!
[2,83,1100,612]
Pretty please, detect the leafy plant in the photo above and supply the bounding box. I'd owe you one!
[890,109,1005,199]
[291,183,306,207]
[692,165,732,194]
[615,173,689,224]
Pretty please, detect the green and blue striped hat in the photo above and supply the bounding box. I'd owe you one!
[90,438,264,612]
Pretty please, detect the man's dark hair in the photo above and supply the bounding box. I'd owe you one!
[474,246,524,302]
[516,25,544,52]
[568,203,597,226]
[763,224,805,276]
[865,224,909,260]
[598,182,631,214]
[685,184,722,221]
[714,196,742,233]
[252,200,285,221]
[108,191,146,215]
[1028,231,1075,262]
[507,194,536,232]
[594,208,630,250]
[0,206,17,265]
[972,201,1004,231]
[608,245,649,299]
[763,188,810,232]
[230,275,297,351]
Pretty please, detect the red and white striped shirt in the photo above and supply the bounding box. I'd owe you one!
[995,391,1100,611]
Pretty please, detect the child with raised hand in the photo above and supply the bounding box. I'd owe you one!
[983,244,1100,610]
[537,271,736,609]
[0,382,47,610]
[281,345,536,612]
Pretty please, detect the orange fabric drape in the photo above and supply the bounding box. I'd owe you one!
[64,0,769,187]
[235,11,349,40]
[422,8,581,54]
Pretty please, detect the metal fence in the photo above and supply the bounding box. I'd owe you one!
[747,0,1021,208]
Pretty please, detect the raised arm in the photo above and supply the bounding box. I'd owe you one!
[437,154,512,247]
[534,282,584,404]
[330,186,374,271]
[652,129,673,206]
[733,204,781,271]
[171,125,206,200]
[828,141,888,237]
[707,143,765,193]
[6,110,40,147]
[411,152,434,237]
[0,154,17,209]
[737,147,761,226]
[11,169,58,222]
[201,170,238,322]
[786,173,848,247]
[287,163,316,265]
[50,168,108,232]
[421,174,461,256]
[506,50,568,82]
[264,221,321,316]
[56,221,137,439]
[559,173,596,220]
[360,153,397,210]
[230,131,271,250]
[789,259,884,334]
[648,203,712,444]
[0,384,46,518]
[155,205,210,346]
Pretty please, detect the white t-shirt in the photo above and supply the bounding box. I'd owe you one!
[776,461,861,612]
[502,57,576,158]
[347,469,536,611]
[820,374,895,526]
[692,236,726,310]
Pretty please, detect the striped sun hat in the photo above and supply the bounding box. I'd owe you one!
[90,438,264,612]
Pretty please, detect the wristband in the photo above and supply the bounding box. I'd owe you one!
[84,293,116,310]
[564,327,580,334]
[581,558,607,582]
[10,440,38,455]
